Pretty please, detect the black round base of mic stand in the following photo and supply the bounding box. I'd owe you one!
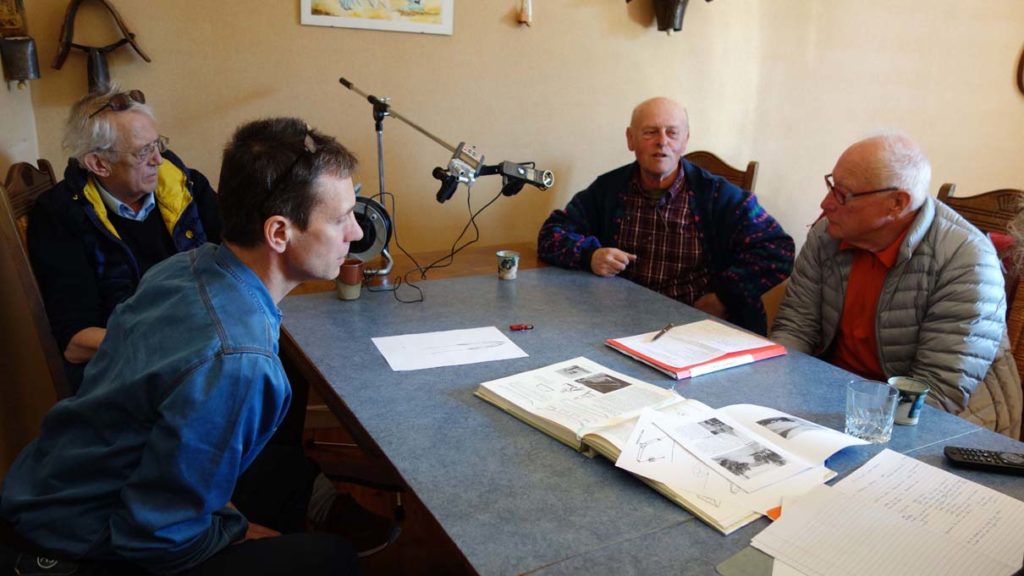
[349,195,395,291]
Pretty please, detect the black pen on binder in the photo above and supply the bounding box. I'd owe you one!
[650,322,674,342]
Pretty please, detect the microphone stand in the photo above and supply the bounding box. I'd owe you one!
[338,77,466,286]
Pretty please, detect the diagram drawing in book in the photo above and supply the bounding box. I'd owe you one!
[474,356,678,450]
[607,319,786,380]
[474,357,867,535]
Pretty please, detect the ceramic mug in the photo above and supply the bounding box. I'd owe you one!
[336,258,364,300]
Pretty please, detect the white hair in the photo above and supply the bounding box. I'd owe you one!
[864,130,932,210]
[62,84,157,164]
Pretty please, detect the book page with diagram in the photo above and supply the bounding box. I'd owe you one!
[475,356,678,448]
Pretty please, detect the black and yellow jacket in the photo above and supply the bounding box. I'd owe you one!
[27,150,221,390]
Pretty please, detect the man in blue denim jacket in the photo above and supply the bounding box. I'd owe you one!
[2,118,367,574]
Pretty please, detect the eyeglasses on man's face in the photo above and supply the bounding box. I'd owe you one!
[112,135,169,164]
[824,173,899,206]
[89,89,146,119]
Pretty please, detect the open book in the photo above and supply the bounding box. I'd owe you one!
[474,357,866,534]
[606,319,786,380]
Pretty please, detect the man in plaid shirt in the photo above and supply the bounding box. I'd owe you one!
[537,97,793,335]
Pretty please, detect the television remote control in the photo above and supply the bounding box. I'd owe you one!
[944,446,1024,476]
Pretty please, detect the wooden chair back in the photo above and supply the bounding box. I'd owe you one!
[683,150,759,192]
[1,160,71,400]
[937,183,1023,235]
[762,279,788,336]
[938,182,1024,437]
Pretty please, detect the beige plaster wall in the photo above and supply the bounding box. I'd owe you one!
[1,85,39,173]
[17,0,1022,255]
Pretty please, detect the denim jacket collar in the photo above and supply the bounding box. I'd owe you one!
[212,244,283,327]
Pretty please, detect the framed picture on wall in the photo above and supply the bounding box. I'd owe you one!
[301,0,453,36]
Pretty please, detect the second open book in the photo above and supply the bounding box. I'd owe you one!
[475,357,867,535]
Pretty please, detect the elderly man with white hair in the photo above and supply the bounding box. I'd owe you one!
[28,87,221,391]
[772,133,1022,438]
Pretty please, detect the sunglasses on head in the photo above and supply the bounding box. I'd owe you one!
[89,89,146,119]
[269,127,319,194]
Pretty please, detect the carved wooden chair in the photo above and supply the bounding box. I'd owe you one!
[937,184,1023,235]
[683,150,759,192]
[1,160,71,400]
[938,183,1024,435]
[684,150,778,330]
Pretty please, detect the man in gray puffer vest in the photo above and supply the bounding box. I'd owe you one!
[772,133,1021,438]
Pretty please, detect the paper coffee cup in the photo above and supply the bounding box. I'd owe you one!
[888,376,930,426]
[496,250,520,280]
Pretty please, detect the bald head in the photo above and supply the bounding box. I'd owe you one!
[842,133,931,210]
[821,132,932,252]
[630,97,689,132]
[626,97,690,190]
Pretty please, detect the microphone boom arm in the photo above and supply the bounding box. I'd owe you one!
[340,77,458,155]
[340,76,554,205]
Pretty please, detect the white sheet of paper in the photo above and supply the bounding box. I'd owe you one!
[372,326,527,371]
[657,410,815,493]
[617,409,830,515]
[833,449,1024,567]
[598,401,758,527]
[752,483,1016,576]
[612,319,772,368]
[718,404,868,463]
[752,450,1024,576]
[771,559,807,576]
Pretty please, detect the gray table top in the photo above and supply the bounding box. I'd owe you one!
[281,267,1024,576]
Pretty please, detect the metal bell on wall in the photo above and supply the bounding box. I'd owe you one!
[0,36,41,87]
[653,0,688,33]
[85,48,110,93]
[626,0,714,35]
[52,0,151,94]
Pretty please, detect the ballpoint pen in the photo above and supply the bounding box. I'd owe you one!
[651,322,674,342]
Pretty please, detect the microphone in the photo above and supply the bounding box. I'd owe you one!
[429,143,555,203]
[433,166,460,203]
[447,142,484,183]
[497,161,554,191]
[432,142,484,203]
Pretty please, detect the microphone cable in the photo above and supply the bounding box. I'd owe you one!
[365,181,505,304]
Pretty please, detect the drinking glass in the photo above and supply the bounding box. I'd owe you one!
[845,379,899,443]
